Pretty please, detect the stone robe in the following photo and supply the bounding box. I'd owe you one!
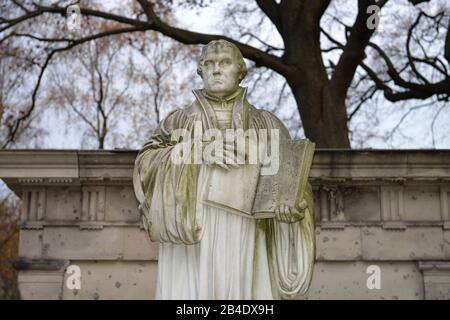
[133,87,315,299]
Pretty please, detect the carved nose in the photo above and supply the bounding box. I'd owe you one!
[213,63,220,74]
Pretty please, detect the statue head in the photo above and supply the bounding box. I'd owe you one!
[197,40,248,98]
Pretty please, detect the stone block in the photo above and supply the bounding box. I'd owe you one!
[62,261,157,300]
[41,226,158,260]
[419,262,450,300]
[18,270,64,300]
[361,227,444,260]
[343,186,380,221]
[19,229,43,259]
[301,261,423,300]
[105,186,140,222]
[45,187,81,221]
[315,226,362,261]
[403,186,441,221]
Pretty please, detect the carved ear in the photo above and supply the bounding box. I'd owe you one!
[196,66,203,78]
[239,63,248,81]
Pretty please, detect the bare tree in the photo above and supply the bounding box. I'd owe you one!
[334,3,450,147]
[48,29,134,149]
[122,31,199,146]
[0,44,45,148]
[0,190,20,300]
[0,0,448,148]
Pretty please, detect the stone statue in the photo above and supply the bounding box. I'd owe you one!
[133,39,315,299]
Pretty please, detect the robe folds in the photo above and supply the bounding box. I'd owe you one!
[133,87,315,300]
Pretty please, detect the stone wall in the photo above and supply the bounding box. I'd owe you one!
[1,150,450,299]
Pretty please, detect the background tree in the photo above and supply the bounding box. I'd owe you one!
[124,31,199,147]
[0,37,45,148]
[0,190,20,300]
[1,0,448,148]
[47,24,135,149]
[320,1,450,147]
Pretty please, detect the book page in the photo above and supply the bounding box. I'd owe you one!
[202,163,261,217]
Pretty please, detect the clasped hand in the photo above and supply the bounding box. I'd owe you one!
[274,199,307,223]
[203,139,247,170]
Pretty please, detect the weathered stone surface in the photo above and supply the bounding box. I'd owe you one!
[0,151,78,178]
[62,261,157,300]
[443,230,450,258]
[419,262,450,300]
[105,186,140,222]
[18,270,65,300]
[302,261,424,300]
[40,227,157,260]
[78,151,136,179]
[45,187,81,221]
[361,227,445,260]
[316,227,362,260]
[18,230,43,260]
[403,186,442,221]
[1,150,450,299]
[343,186,381,221]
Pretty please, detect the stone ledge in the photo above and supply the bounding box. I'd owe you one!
[13,258,69,271]
[418,261,450,271]
[1,150,450,183]
[17,224,450,261]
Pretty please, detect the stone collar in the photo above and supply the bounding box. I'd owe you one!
[192,86,249,130]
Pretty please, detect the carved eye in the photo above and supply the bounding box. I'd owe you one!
[204,60,213,67]
[221,59,232,66]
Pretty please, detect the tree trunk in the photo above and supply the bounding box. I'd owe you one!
[288,80,351,148]
[98,135,105,149]
[274,1,351,148]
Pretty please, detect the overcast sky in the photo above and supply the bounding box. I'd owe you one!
[34,0,450,150]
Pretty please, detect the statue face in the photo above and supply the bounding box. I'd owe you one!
[200,47,241,98]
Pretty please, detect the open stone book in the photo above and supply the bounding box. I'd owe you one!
[202,138,315,219]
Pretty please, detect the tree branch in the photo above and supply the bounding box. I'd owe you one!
[35,3,149,27]
[1,25,145,148]
[3,2,292,76]
[445,16,450,64]
[367,42,450,96]
[347,86,378,121]
[255,0,281,34]
[241,31,284,52]
[135,0,291,75]
[406,12,436,84]
[360,61,442,102]
[330,0,388,99]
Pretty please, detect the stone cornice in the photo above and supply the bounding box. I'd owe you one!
[1,149,450,192]
[13,258,70,271]
[0,151,78,179]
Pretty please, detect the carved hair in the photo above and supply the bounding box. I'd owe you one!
[197,39,248,81]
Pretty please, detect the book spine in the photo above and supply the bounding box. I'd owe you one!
[297,140,315,202]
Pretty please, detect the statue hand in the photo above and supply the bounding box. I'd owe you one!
[203,140,245,171]
[274,200,307,223]
[223,139,247,166]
